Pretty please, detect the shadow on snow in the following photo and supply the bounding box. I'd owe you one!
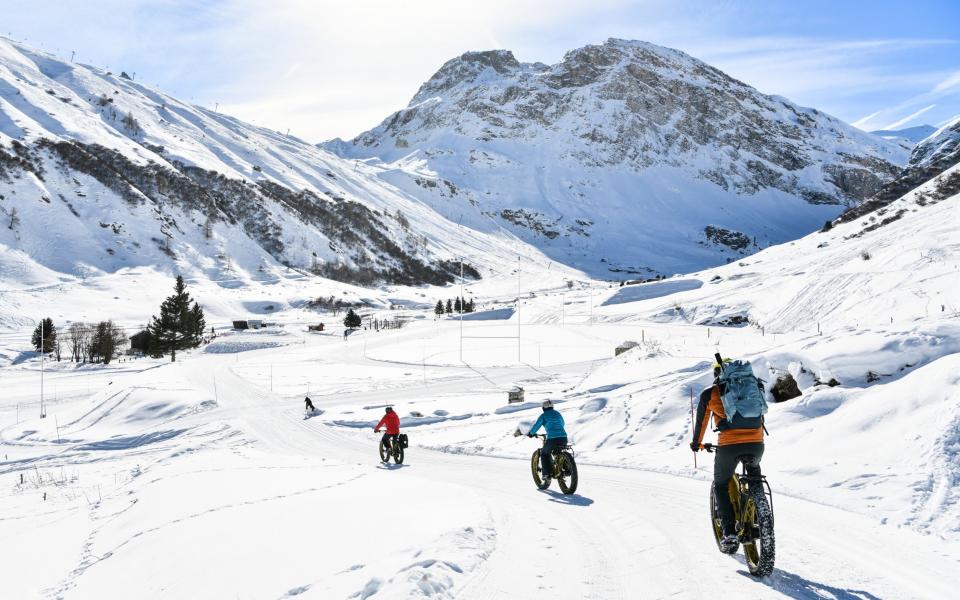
[737,567,882,600]
[540,489,594,506]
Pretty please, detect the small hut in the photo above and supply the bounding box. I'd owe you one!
[232,320,249,330]
[508,386,525,404]
[128,330,150,355]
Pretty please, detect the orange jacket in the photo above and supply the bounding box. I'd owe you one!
[693,385,763,447]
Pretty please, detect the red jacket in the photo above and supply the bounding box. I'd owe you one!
[375,412,400,435]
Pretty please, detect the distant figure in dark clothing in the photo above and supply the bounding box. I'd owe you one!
[304,396,316,413]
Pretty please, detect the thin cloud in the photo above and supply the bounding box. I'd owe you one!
[932,71,960,94]
[852,110,883,129]
[883,104,937,130]
[936,114,960,128]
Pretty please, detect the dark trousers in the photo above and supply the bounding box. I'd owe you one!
[381,433,398,451]
[713,442,764,535]
[541,437,568,478]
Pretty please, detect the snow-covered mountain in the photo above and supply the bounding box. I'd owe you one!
[840,116,960,223]
[326,38,908,277]
[869,124,937,146]
[0,37,566,293]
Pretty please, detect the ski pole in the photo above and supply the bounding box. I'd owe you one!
[690,386,697,469]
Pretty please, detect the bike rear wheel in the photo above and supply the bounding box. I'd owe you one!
[531,450,550,489]
[556,451,578,495]
[709,485,739,554]
[742,485,775,576]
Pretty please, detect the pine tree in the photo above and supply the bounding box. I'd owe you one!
[466,298,475,313]
[343,308,362,329]
[188,302,206,343]
[91,321,124,364]
[434,300,444,316]
[454,296,462,313]
[445,299,453,314]
[31,318,56,353]
[147,275,206,362]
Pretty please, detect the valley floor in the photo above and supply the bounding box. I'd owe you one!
[1,303,957,600]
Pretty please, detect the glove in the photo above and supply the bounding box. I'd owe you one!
[689,441,700,452]
[527,433,535,438]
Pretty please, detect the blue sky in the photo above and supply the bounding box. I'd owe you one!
[2,0,958,141]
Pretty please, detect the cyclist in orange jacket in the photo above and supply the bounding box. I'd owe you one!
[692,360,765,552]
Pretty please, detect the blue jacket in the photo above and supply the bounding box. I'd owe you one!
[529,408,567,439]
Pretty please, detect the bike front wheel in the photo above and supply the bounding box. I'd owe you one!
[378,440,390,463]
[531,450,550,489]
[742,485,775,576]
[556,452,578,495]
[393,445,405,464]
[710,484,739,554]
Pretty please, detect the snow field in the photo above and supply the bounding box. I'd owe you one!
[1,178,958,598]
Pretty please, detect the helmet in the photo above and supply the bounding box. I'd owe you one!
[542,400,553,409]
[713,358,732,370]
[385,406,393,413]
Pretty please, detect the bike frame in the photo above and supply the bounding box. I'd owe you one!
[534,434,575,467]
[378,434,403,461]
[703,443,775,528]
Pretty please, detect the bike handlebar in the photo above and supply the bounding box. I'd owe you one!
[701,443,717,453]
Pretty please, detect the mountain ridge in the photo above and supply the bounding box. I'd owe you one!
[326,38,908,277]
[0,36,569,291]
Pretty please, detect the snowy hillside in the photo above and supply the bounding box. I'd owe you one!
[318,158,960,537]
[840,116,960,223]
[327,38,908,277]
[2,166,956,598]
[0,37,571,306]
[869,124,937,146]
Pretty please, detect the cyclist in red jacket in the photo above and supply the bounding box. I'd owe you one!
[374,406,401,452]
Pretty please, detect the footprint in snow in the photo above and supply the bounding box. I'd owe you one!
[284,584,310,596]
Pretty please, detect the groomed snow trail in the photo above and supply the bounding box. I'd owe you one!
[161,332,956,600]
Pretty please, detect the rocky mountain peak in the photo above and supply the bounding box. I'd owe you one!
[327,39,909,277]
[912,118,960,169]
[414,49,522,100]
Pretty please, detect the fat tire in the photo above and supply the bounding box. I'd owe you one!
[744,485,775,576]
[531,450,550,490]
[394,445,405,465]
[556,452,578,495]
[378,440,390,463]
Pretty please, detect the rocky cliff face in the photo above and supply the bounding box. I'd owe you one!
[328,39,907,276]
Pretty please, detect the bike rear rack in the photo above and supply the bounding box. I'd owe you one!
[739,474,774,514]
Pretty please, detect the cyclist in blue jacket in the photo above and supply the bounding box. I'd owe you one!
[528,400,568,481]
